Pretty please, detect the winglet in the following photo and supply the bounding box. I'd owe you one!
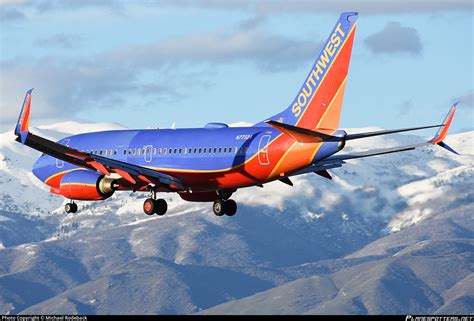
[429,102,458,154]
[14,88,34,144]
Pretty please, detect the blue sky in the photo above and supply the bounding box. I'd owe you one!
[1,1,473,133]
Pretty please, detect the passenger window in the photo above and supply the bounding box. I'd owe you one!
[183,148,187,154]
[114,149,117,155]
[169,148,172,154]
[194,148,197,153]
[179,148,182,154]
[137,149,141,155]
[198,148,202,153]
[99,150,103,155]
[153,148,156,155]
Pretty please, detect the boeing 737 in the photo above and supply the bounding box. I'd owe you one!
[14,12,458,216]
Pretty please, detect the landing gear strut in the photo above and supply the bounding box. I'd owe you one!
[213,199,237,216]
[143,188,167,216]
[65,201,77,214]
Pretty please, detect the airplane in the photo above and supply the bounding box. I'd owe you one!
[14,12,458,217]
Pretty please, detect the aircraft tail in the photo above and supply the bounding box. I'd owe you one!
[262,12,358,130]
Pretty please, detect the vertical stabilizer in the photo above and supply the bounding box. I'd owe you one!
[262,12,358,130]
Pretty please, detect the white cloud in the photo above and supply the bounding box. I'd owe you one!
[34,34,83,49]
[0,24,319,124]
[151,0,474,14]
[110,28,317,72]
[364,22,423,55]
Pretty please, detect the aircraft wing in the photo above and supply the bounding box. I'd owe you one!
[324,144,422,161]
[14,89,184,190]
[266,104,458,146]
[289,104,458,180]
[322,104,459,162]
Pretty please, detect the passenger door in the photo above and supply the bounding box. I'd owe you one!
[258,135,271,166]
[144,145,153,163]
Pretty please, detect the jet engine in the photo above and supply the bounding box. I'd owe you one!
[58,170,118,200]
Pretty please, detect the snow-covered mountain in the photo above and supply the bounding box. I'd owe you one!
[0,122,472,314]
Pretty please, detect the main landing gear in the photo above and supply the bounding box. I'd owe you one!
[143,189,167,216]
[65,201,77,214]
[212,199,237,217]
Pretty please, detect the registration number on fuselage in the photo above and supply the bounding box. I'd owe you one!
[235,134,253,140]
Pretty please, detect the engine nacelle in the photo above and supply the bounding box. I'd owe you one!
[58,170,118,200]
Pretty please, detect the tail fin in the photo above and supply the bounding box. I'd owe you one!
[262,12,358,130]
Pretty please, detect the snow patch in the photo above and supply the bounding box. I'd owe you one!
[0,215,12,222]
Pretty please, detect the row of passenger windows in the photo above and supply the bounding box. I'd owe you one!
[86,146,249,157]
